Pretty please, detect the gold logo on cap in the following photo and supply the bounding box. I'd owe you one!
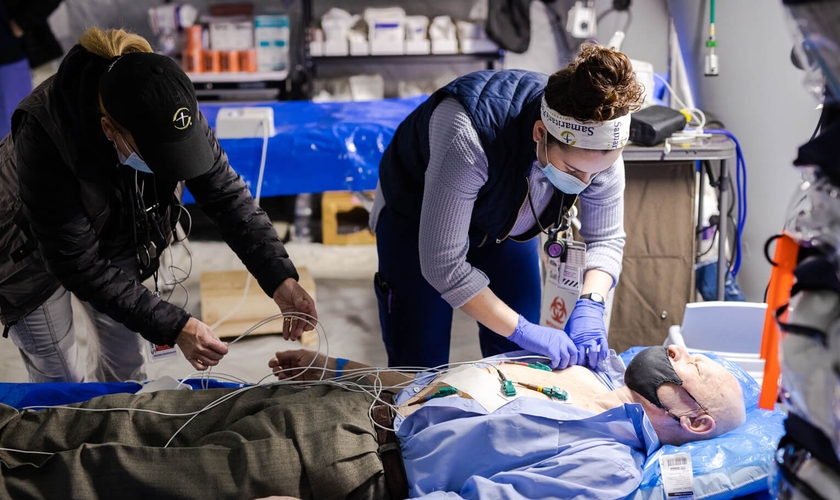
[173,108,192,130]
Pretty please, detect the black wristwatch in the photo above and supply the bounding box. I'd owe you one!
[580,292,606,305]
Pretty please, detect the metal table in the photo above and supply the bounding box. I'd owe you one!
[623,135,738,301]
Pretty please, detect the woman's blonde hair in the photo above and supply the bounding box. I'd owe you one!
[79,27,153,59]
[80,28,153,126]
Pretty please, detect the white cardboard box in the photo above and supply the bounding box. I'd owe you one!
[431,38,458,54]
[350,40,370,56]
[460,38,498,54]
[255,15,290,71]
[309,41,324,57]
[324,39,349,56]
[405,39,430,55]
[370,39,404,55]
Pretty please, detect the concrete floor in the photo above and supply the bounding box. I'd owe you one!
[0,232,482,384]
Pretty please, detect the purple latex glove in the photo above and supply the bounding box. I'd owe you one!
[565,299,609,369]
[508,315,578,369]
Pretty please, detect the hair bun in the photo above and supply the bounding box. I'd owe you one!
[545,44,644,123]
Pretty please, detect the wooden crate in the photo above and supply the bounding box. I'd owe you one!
[321,191,376,245]
[200,267,319,346]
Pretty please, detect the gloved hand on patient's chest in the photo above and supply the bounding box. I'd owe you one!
[508,315,578,369]
[564,299,609,369]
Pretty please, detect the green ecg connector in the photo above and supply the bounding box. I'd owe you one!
[529,362,551,372]
[543,386,569,401]
[501,380,517,397]
[435,386,458,397]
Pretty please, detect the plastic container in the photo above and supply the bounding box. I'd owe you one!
[238,49,257,72]
[183,48,203,73]
[220,50,240,72]
[202,50,220,72]
[184,25,204,50]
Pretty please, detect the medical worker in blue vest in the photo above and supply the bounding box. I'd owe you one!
[370,45,644,369]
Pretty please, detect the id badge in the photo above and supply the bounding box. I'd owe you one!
[540,239,586,330]
[148,341,178,361]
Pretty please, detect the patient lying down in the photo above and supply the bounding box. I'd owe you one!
[0,346,745,500]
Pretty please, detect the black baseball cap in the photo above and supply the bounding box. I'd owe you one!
[99,52,213,181]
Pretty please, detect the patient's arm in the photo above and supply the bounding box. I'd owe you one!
[269,350,415,389]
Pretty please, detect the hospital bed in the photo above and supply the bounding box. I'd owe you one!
[0,347,784,500]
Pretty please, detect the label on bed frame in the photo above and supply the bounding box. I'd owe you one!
[148,341,179,361]
[659,452,695,499]
[540,239,586,330]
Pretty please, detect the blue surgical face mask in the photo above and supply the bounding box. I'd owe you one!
[538,139,590,195]
[115,137,153,174]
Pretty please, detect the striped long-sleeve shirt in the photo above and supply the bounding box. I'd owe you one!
[371,97,626,308]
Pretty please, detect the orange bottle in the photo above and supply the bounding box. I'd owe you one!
[182,48,203,73]
[202,50,221,73]
[239,49,257,72]
[220,50,240,72]
[184,25,203,51]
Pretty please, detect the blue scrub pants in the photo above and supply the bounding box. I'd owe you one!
[0,58,32,139]
[374,206,542,368]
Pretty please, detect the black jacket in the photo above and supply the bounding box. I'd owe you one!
[1,0,63,67]
[0,45,298,346]
[486,0,533,53]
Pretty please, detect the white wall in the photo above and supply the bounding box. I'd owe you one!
[594,0,670,73]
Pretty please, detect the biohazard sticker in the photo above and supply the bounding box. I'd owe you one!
[541,239,586,330]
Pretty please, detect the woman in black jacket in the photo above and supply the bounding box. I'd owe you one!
[0,27,316,382]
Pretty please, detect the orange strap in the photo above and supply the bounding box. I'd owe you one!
[759,235,799,410]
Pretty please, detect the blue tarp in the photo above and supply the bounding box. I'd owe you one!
[0,379,242,409]
[187,96,427,203]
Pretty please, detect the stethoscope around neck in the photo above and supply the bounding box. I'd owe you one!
[527,189,578,261]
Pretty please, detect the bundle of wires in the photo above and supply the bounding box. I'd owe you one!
[652,73,748,277]
[706,130,748,276]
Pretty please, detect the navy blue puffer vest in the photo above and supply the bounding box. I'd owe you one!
[379,70,569,246]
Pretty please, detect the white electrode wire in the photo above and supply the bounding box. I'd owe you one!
[209,118,271,332]
[161,235,193,308]
[203,312,327,390]
[652,73,707,130]
[164,384,260,447]
[0,447,55,457]
[9,348,553,457]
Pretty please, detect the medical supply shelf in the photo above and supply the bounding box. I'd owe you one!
[187,70,289,100]
[298,0,504,98]
[310,51,503,70]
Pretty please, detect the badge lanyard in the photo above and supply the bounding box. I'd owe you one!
[530,191,587,330]
[130,171,179,361]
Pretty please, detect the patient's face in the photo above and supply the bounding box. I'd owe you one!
[665,346,729,402]
[651,345,746,443]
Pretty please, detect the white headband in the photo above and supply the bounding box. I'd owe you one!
[540,97,631,150]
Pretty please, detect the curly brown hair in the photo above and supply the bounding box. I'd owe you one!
[544,44,644,127]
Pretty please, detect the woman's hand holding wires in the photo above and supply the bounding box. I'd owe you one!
[273,278,318,341]
[508,315,578,369]
[269,349,333,381]
[176,317,229,371]
[564,299,609,369]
